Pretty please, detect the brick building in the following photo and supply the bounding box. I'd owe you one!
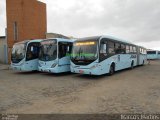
[6,0,47,63]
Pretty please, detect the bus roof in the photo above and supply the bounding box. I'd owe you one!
[43,38,75,42]
[100,35,133,44]
[14,39,43,45]
[28,39,43,43]
[147,50,159,52]
[76,35,134,45]
[14,40,30,45]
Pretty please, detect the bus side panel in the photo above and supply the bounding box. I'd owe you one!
[139,54,147,65]
[100,54,137,74]
[115,54,137,71]
[114,54,132,71]
[147,54,157,60]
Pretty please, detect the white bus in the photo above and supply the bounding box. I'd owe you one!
[147,50,159,60]
[38,38,74,73]
[70,36,147,75]
[11,39,42,71]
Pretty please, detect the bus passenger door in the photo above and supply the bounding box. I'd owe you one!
[58,42,72,71]
[114,43,125,70]
[25,42,40,70]
[137,46,140,65]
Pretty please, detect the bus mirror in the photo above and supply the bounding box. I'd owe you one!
[67,46,70,52]
[31,46,34,52]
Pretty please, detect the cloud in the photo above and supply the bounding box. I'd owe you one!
[1,0,160,49]
[43,0,160,42]
[0,0,6,36]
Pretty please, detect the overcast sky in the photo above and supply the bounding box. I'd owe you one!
[0,0,160,50]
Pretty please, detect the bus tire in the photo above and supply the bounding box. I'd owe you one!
[131,61,134,69]
[109,63,115,75]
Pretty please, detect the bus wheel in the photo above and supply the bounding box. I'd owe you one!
[131,61,134,69]
[109,64,114,75]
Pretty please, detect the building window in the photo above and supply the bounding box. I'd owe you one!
[13,22,18,41]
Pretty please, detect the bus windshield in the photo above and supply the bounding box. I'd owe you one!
[11,43,26,63]
[39,39,57,61]
[71,40,98,64]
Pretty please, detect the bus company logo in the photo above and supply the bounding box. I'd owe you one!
[131,55,137,58]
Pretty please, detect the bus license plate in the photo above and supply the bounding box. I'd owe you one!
[79,70,84,74]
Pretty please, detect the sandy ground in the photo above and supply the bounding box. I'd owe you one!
[0,60,160,114]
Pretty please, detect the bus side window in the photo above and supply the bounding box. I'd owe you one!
[140,48,142,54]
[115,43,121,54]
[108,41,115,55]
[59,44,65,58]
[143,49,146,54]
[121,44,126,54]
[99,39,107,61]
[133,47,136,53]
[144,49,147,54]
[142,49,144,54]
[126,45,130,53]
[59,42,71,59]
[100,42,107,54]
[26,43,40,61]
[130,46,133,53]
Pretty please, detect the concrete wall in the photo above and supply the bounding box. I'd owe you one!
[0,37,8,64]
[6,0,47,63]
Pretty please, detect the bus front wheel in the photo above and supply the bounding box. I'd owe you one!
[131,61,134,69]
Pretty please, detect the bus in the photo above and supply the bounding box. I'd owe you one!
[11,39,42,71]
[147,50,159,60]
[158,51,160,59]
[38,38,74,73]
[70,36,147,75]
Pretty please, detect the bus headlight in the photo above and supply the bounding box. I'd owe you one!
[90,64,99,69]
[51,63,57,68]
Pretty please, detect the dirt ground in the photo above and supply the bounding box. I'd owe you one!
[0,60,160,114]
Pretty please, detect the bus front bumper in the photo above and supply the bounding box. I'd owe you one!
[11,65,28,71]
[71,68,101,75]
[38,67,59,73]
